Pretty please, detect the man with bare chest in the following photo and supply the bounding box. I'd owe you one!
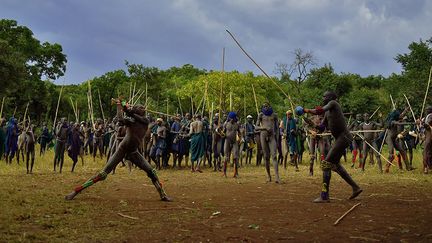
[189,114,205,172]
[299,91,362,203]
[256,103,280,183]
[223,112,241,178]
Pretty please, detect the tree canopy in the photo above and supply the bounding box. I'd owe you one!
[1,18,432,126]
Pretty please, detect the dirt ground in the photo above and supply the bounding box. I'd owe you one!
[1,154,432,243]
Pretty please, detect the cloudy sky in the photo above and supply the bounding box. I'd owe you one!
[1,0,431,84]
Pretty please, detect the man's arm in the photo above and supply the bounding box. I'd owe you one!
[304,100,335,115]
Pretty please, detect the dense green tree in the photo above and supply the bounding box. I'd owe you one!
[0,19,67,121]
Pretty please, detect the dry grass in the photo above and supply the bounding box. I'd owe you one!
[0,145,431,242]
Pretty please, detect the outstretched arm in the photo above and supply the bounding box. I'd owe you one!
[304,100,336,115]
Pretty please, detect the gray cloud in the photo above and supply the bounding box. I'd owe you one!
[1,0,431,84]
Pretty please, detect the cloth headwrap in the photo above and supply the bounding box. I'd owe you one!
[262,106,273,116]
[8,117,15,125]
[385,110,400,127]
[228,112,238,122]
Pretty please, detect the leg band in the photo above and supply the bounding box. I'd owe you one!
[74,171,108,193]
[320,160,336,170]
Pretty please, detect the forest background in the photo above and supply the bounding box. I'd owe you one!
[1,19,432,127]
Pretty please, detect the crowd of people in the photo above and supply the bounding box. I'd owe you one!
[0,92,431,202]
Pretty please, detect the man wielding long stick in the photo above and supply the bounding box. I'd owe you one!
[297,91,362,203]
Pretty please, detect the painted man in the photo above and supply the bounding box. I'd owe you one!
[349,113,363,168]
[69,123,83,172]
[189,114,205,172]
[383,108,413,172]
[358,112,383,172]
[202,116,212,168]
[244,115,255,165]
[39,122,50,156]
[155,118,167,169]
[82,121,92,155]
[65,100,171,201]
[212,113,223,171]
[303,114,324,176]
[421,106,432,174]
[53,118,70,173]
[282,110,299,171]
[93,119,105,160]
[223,112,241,178]
[256,103,280,183]
[0,118,6,161]
[298,91,362,203]
[180,113,192,166]
[25,124,36,174]
[5,117,19,164]
[170,114,183,168]
[108,118,128,174]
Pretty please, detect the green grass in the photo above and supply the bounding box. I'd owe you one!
[0,145,430,242]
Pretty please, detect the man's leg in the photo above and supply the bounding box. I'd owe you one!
[30,149,35,173]
[269,136,280,183]
[315,135,362,202]
[313,160,332,203]
[129,151,171,201]
[223,141,231,177]
[233,143,240,178]
[330,136,362,199]
[59,143,65,173]
[309,138,316,176]
[65,146,127,200]
[260,133,271,182]
[26,150,30,174]
[360,142,369,171]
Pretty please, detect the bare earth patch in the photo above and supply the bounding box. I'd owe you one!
[1,152,432,242]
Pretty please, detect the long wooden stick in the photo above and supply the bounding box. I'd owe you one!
[229,91,233,111]
[129,82,132,102]
[369,106,381,119]
[87,90,91,121]
[334,203,361,226]
[69,97,78,122]
[145,82,149,115]
[226,29,296,116]
[88,80,95,129]
[118,213,139,220]
[53,85,64,130]
[420,66,432,120]
[195,96,204,114]
[390,94,396,110]
[379,129,388,153]
[0,96,5,118]
[354,132,395,166]
[243,89,246,122]
[133,90,144,105]
[219,47,225,119]
[23,102,29,121]
[132,82,136,104]
[22,102,29,128]
[202,78,208,116]
[146,108,176,118]
[190,96,194,115]
[210,102,214,125]
[251,84,259,117]
[166,98,169,119]
[403,94,417,121]
[98,89,105,121]
[404,94,421,137]
[173,81,183,116]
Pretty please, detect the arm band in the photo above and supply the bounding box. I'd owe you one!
[315,106,324,115]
